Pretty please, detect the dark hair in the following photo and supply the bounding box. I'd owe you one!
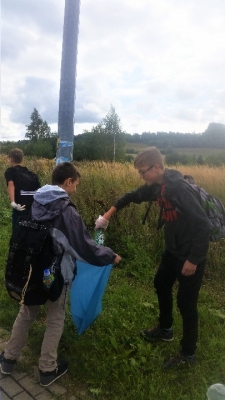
[52,162,81,185]
[9,148,24,164]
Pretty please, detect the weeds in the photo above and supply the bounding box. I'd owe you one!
[0,157,225,399]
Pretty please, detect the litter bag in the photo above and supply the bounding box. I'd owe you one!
[70,261,113,334]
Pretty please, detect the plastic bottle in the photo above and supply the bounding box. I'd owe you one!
[206,383,225,400]
[94,229,105,245]
[43,269,54,289]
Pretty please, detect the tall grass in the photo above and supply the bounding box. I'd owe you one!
[0,156,225,400]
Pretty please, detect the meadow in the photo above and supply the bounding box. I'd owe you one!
[126,143,225,159]
[0,155,225,400]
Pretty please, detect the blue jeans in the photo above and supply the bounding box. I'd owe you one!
[154,250,205,355]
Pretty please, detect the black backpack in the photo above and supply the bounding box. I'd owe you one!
[14,167,40,207]
[5,216,64,306]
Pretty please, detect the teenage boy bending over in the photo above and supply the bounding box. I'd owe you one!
[95,146,210,369]
[0,162,121,386]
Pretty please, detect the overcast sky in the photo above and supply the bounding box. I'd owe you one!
[1,0,225,141]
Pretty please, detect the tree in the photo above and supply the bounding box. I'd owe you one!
[101,105,126,162]
[202,123,225,148]
[24,139,55,159]
[25,108,51,140]
[73,106,126,162]
[197,155,204,165]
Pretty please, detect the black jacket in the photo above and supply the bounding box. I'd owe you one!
[114,169,210,264]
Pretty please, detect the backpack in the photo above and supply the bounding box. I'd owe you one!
[183,175,225,242]
[142,176,225,242]
[14,167,40,207]
[5,215,64,306]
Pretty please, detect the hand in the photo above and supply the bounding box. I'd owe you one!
[95,215,109,230]
[11,201,26,211]
[181,260,197,276]
[113,254,122,265]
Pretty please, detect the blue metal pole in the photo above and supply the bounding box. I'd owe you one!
[56,0,81,164]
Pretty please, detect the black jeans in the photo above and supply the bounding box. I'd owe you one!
[12,208,30,230]
[154,250,205,355]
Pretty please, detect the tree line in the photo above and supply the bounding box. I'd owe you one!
[1,108,225,165]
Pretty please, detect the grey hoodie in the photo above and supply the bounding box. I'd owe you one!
[32,185,116,285]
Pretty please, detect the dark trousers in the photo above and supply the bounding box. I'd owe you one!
[12,209,30,230]
[154,250,205,355]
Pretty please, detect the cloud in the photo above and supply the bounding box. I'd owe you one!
[1,0,225,142]
[3,77,58,124]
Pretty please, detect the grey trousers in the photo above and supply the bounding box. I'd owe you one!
[4,286,68,372]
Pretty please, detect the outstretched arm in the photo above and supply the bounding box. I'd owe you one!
[95,206,117,230]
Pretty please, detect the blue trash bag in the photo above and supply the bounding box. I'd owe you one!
[70,260,113,335]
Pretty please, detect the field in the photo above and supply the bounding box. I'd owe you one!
[126,143,225,157]
[174,148,225,156]
[0,155,225,400]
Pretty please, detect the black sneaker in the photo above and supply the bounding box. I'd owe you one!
[39,361,68,387]
[0,351,17,375]
[140,326,174,342]
[163,352,196,370]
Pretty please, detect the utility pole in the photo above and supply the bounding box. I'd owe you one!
[56,0,81,164]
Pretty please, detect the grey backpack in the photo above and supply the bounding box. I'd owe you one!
[184,175,225,242]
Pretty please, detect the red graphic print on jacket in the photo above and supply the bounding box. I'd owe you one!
[157,183,178,222]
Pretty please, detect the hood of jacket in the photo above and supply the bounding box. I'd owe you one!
[32,184,70,222]
[164,168,184,186]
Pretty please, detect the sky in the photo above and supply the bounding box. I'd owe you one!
[1,0,225,141]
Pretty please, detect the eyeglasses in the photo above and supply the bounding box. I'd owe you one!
[138,165,154,175]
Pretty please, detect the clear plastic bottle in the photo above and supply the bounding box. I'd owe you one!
[43,269,54,289]
[94,229,105,245]
[206,383,225,400]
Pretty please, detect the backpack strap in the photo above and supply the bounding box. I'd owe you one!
[157,201,165,230]
[20,264,33,306]
[142,188,158,225]
[142,201,153,225]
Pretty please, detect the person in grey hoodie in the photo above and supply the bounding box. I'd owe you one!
[95,146,210,370]
[0,162,121,387]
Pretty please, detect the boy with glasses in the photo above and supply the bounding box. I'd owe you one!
[95,146,210,369]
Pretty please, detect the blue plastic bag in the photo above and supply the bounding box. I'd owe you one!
[70,260,113,335]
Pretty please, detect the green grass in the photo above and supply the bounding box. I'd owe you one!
[0,158,225,399]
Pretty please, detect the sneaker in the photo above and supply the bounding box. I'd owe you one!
[0,351,16,375]
[163,352,196,370]
[39,361,68,387]
[140,326,174,342]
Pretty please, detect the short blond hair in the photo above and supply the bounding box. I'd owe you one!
[134,146,164,169]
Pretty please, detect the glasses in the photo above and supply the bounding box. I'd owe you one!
[138,165,154,175]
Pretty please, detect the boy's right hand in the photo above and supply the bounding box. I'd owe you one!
[95,215,109,230]
[95,207,117,230]
[11,201,26,211]
[113,254,122,265]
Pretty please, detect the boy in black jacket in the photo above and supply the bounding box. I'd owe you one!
[95,146,210,369]
[4,148,40,228]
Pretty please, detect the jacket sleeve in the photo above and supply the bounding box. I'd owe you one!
[114,184,157,211]
[61,206,116,266]
[170,181,210,264]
